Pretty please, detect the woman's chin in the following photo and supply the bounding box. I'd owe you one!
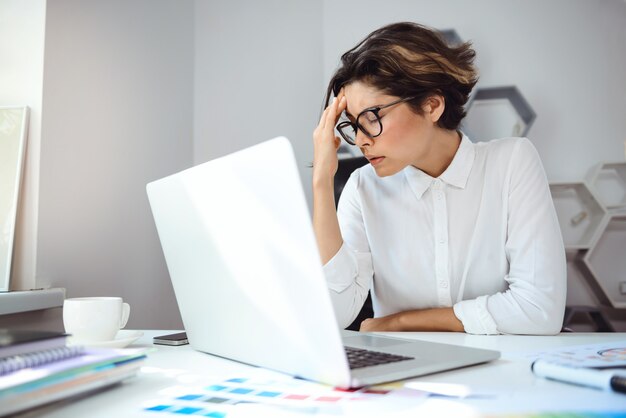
[373,161,402,178]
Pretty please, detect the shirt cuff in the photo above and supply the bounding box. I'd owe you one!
[322,243,358,293]
[453,296,500,335]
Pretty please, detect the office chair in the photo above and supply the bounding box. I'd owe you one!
[333,156,374,331]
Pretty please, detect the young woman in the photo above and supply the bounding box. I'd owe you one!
[312,22,566,335]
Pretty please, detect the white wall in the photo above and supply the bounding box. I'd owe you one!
[194,0,324,207]
[0,0,46,290]
[323,0,626,183]
[21,0,324,330]
[322,0,626,312]
[36,0,194,329]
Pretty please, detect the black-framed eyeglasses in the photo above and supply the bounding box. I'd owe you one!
[336,96,415,145]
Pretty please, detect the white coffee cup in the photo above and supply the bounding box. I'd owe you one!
[63,297,130,342]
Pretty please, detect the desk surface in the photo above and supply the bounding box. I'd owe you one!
[16,331,626,417]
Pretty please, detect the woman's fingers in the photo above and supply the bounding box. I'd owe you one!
[312,91,347,173]
[318,100,331,129]
[323,96,338,130]
[318,88,347,129]
[325,95,346,129]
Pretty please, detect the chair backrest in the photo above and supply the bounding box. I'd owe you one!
[333,156,373,330]
[334,157,368,208]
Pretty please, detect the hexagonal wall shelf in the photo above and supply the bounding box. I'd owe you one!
[586,162,626,211]
[438,29,463,47]
[463,86,536,142]
[337,143,360,159]
[582,213,626,308]
[565,249,604,307]
[550,182,607,250]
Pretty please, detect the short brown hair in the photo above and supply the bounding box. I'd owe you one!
[325,22,478,130]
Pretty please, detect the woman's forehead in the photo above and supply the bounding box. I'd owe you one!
[344,82,394,116]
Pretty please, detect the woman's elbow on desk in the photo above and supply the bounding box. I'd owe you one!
[486,271,567,335]
[491,298,566,335]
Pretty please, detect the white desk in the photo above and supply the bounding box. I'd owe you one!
[16,331,626,417]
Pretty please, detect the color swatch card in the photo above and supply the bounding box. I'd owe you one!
[141,369,427,417]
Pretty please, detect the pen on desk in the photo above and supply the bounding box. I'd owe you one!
[531,359,626,394]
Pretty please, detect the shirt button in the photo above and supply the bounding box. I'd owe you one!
[439,237,445,244]
[439,280,449,288]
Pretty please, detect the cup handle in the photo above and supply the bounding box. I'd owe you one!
[120,303,130,329]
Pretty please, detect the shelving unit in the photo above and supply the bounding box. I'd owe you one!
[463,86,536,142]
[549,182,607,250]
[586,161,626,211]
[439,29,462,46]
[582,213,626,308]
[337,143,361,160]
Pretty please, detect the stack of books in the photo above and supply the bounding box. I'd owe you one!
[0,329,146,417]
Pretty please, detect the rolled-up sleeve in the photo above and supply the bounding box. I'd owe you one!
[322,170,373,329]
[453,296,499,334]
[454,138,566,335]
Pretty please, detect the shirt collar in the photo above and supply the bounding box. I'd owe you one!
[404,133,475,200]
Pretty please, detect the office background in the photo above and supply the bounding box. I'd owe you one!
[1,0,625,330]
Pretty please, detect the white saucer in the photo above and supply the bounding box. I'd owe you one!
[68,330,144,348]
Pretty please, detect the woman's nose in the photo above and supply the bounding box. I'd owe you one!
[354,129,372,148]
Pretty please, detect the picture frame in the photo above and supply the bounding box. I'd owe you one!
[0,106,29,292]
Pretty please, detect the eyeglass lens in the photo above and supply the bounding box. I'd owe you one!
[338,110,382,145]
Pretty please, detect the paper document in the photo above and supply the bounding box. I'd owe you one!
[504,340,626,368]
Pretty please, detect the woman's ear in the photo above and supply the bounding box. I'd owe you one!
[422,95,445,123]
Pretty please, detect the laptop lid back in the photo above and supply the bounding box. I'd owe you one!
[147,137,351,387]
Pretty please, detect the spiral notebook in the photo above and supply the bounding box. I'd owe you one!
[0,346,85,376]
[0,329,67,359]
[0,347,147,417]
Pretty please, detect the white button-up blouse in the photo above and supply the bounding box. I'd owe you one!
[323,135,566,335]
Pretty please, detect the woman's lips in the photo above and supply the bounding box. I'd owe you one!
[368,156,385,166]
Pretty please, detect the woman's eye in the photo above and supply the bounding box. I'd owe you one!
[363,112,378,123]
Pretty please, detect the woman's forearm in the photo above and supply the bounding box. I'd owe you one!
[311,92,347,265]
[312,175,343,265]
[360,308,464,332]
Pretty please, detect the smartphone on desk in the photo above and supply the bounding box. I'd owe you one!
[153,332,188,346]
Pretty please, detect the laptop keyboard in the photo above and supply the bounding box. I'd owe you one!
[344,346,414,369]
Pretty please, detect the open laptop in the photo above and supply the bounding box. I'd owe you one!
[146,137,499,388]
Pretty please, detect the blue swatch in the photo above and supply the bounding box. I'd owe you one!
[177,394,204,401]
[225,378,247,383]
[256,391,281,398]
[204,412,226,418]
[205,385,228,392]
[145,404,172,412]
[229,388,254,395]
[173,406,204,415]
